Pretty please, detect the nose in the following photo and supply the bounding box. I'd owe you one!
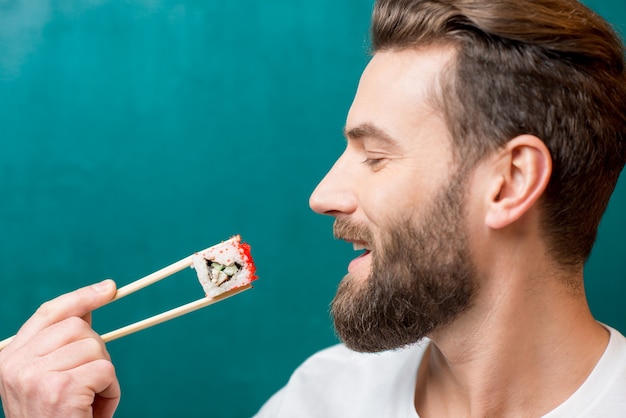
[309,151,358,216]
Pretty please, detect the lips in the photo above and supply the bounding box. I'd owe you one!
[347,240,372,275]
[332,219,373,275]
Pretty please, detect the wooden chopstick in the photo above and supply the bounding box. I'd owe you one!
[112,254,195,301]
[101,284,252,343]
[0,252,253,351]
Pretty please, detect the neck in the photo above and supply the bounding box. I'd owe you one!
[414,266,609,417]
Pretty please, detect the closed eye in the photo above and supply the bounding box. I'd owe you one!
[361,157,386,169]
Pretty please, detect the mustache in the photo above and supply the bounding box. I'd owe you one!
[333,218,372,243]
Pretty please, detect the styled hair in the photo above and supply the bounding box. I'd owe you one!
[372,0,626,269]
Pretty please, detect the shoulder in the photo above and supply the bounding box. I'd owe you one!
[545,325,626,417]
[294,341,428,384]
[578,326,626,414]
[255,341,429,418]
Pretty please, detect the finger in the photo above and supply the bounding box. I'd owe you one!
[8,280,117,352]
[36,333,111,371]
[91,365,122,418]
[72,359,121,418]
[10,315,97,358]
[9,359,121,418]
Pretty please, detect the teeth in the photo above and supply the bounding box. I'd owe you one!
[353,243,367,251]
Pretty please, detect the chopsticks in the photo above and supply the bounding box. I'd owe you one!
[111,254,195,301]
[0,254,253,351]
[101,284,252,343]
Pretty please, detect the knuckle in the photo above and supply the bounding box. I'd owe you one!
[100,358,117,376]
[9,364,48,398]
[81,336,105,355]
[35,300,55,320]
[1,354,34,387]
[0,366,16,392]
[39,372,72,406]
[92,358,118,383]
[64,316,88,330]
[59,316,94,340]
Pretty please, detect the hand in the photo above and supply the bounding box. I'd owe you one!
[0,280,121,418]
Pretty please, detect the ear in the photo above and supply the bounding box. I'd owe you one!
[484,135,552,229]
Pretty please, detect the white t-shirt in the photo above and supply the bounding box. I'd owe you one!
[255,325,626,417]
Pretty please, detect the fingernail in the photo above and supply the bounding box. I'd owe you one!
[93,279,113,293]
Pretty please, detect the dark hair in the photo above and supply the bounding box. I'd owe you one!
[372,0,626,270]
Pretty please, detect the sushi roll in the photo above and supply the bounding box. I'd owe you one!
[191,235,257,297]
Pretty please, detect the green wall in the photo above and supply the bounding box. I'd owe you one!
[0,1,623,417]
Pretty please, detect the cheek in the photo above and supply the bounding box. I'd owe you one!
[360,172,425,225]
[361,189,406,229]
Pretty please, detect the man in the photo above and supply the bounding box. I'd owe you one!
[1,0,625,416]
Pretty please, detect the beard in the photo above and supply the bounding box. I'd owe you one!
[330,170,477,353]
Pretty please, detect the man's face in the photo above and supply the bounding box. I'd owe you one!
[309,47,478,352]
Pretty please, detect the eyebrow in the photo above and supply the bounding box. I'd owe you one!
[343,123,400,149]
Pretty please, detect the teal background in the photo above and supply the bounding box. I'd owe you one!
[0,1,623,417]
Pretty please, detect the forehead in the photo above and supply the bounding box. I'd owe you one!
[346,46,455,150]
